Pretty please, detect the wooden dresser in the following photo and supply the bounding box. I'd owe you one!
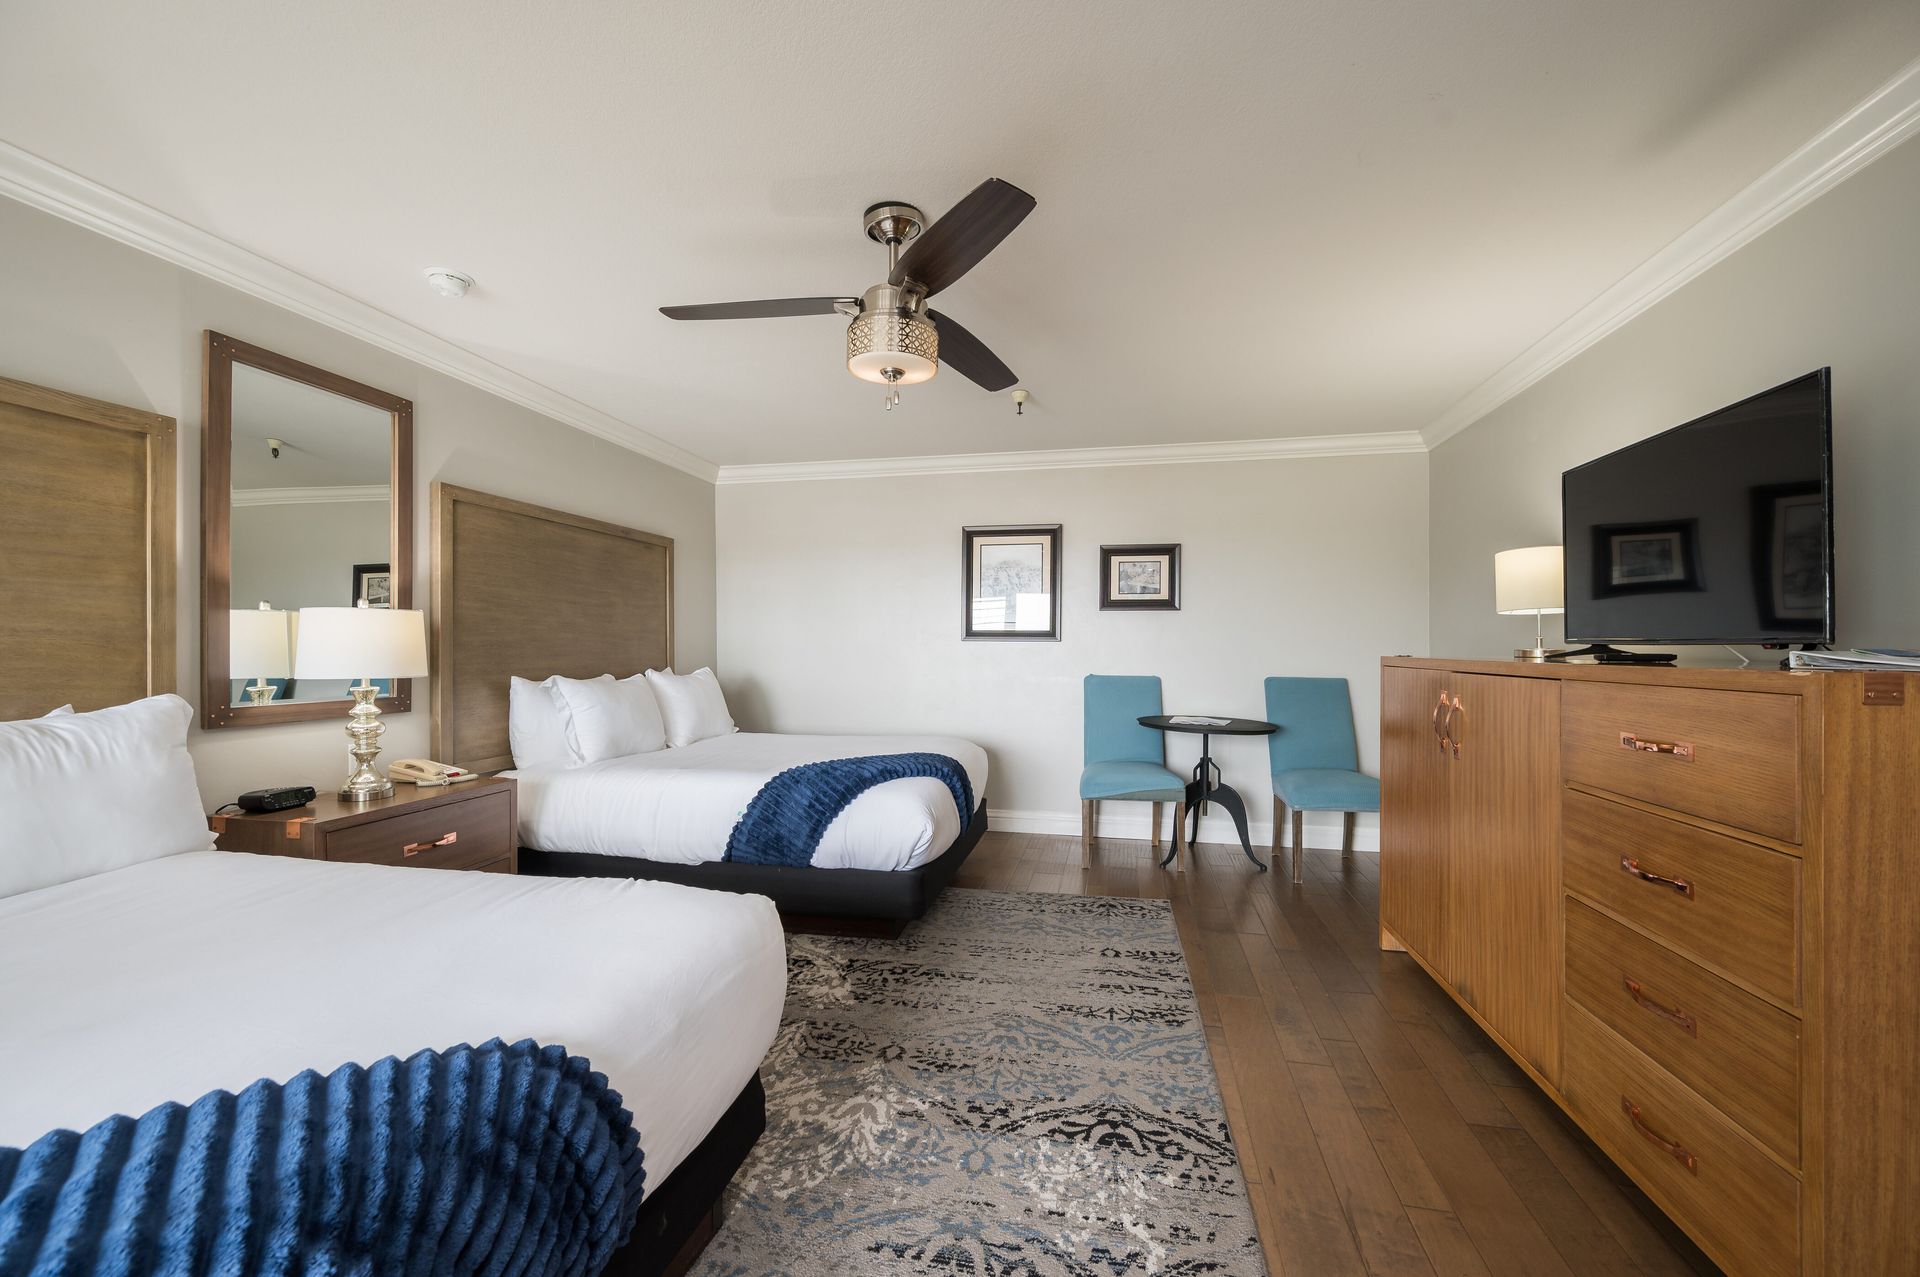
[210,778,517,874]
[1380,658,1919,1277]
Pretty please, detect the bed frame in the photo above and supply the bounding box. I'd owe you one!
[612,1074,765,1277]
[432,481,984,930]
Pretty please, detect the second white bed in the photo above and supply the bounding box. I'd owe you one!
[508,732,989,871]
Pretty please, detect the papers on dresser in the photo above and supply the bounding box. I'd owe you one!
[1787,648,1920,671]
[1167,715,1233,727]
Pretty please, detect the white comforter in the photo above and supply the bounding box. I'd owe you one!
[508,732,988,871]
[0,851,786,1191]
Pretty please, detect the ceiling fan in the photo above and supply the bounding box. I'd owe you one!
[660,178,1035,407]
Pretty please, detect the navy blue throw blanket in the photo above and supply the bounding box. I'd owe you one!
[0,1039,643,1277]
[725,752,974,867]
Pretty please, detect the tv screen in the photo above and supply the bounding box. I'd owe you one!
[1562,369,1832,646]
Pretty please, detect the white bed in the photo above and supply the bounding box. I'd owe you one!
[0,848,786,1192]
[507,731,989,871]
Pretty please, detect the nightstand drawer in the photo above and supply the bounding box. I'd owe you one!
[320,789,512,869]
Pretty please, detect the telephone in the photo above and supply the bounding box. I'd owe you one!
[388,759,480,787]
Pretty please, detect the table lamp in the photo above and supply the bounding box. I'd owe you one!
[292,603,430,801]
[1495,546,1566,662]
[230,603,291,704]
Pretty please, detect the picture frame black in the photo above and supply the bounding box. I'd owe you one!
[352,561,393,608]
[962,524,1062,641]
[1589,520,1701,598]
[1751,480,1827,632]
[1099,543,1181,610]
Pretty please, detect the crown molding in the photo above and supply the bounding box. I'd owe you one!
[232,484,390,506]
[0,141,718,481]
[714,430,1427,484]
[1422,56,1920,450]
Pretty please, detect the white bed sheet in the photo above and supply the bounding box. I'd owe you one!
[0,851,786,1192]
[507,732,989,871]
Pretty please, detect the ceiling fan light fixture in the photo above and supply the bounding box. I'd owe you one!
[846,306,938,386]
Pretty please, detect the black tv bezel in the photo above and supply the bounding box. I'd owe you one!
[1560,368,1833,647]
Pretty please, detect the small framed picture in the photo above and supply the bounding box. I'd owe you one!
[1753,481,1827,629]
[1099,543,1181,610]
[963,525,1062,641]
[352,562,393,608]
[1591,522,1699,597]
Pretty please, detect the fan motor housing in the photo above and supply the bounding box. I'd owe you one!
[847,283,937,384]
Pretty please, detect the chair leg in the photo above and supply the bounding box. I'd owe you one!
[1291,808,1306,884]
[1273,798,1287,867]
[1342,811,1356,859]
[1172,802,1187,873]
[1081,799,1095,869]
[1151,801,1163,851]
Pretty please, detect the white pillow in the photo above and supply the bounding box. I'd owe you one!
[509,675,597,770]
[549,674,666,764]
[644,667,737,748]
[42,705,74,717]
[0,693,214,898]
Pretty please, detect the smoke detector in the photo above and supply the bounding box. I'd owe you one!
[424,269,474,299]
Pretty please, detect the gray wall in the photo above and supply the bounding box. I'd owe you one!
[1430,134,1920,659]
[717,454,1430,848]
[0,197,717,804]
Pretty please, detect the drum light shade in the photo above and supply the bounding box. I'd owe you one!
[1494,546,1565,616]
[291,606,430,680]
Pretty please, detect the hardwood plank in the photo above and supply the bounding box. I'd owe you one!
[1471,1122,1640,1277]
[1402,1020,1521,1129]
[1291,1058,1440,1276]
[1407,1207,1495,1277]
[1324,1038,1452,1213]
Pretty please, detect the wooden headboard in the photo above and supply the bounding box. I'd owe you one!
[0,376,176,718]
[431,483,673,771]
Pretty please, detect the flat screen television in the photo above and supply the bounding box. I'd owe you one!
[1562,369,1832,647]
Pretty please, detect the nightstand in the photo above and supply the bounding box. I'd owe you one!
[209,778,517,874]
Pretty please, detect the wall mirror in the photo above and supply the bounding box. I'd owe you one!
[201,332,413,729]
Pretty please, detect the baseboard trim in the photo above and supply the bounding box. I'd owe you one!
[988,806,1380,853]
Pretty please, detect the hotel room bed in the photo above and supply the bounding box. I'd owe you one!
[0,842,786,1276]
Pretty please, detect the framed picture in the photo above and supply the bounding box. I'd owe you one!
[1099,543,1181,610]
[963,525,1062,641]
[1590,521,1700,597]
[1752,481,1827,630]
[352,562,393,608]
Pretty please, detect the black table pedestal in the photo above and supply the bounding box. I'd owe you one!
[1165,732,1267,871]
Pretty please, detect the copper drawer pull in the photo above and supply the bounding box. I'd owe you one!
[1622,976,1698,1036]
[1620,856,1694,898]
[1619,731,1694,761]
[403,831,458,857]
[1444,696,1463,758]
[1621,1097,1698,1173]
[1432,692,1451,750]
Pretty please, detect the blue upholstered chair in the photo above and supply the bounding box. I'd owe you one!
[1265,677,1380,883]
[1080,675,1189,871]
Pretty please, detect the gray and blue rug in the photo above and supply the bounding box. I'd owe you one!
[692,889,1267,1275]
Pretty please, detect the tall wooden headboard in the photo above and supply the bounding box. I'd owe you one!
[0,376,176,718]
[431,483,673,771]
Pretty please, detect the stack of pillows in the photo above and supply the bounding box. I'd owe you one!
[508,667,736,770]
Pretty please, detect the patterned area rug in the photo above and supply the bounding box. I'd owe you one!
[690,888,1267,1275]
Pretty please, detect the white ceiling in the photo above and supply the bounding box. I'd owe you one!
[230,363,392,489]
[3,1,1917,469]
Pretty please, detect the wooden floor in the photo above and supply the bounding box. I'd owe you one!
[950,828,1723,1277]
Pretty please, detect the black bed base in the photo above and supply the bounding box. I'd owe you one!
[606,1072,765,1277]
[519,802,987,934]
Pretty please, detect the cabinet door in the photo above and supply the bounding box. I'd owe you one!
[1381,665,1452,974]
[1446,672,1562,1082]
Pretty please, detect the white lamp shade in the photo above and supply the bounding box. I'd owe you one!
[291,606,430,680]
[1495,546,1566,615]
[229,608,291,678]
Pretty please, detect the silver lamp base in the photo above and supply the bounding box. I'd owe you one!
[1514,646,1552,663]
[338,682,394,802]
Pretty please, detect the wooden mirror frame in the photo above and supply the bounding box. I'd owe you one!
[201,331,414,730]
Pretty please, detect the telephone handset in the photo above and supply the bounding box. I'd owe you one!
[388,759,480,787]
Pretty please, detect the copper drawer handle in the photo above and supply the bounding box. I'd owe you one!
[1621,1097,1697,1174]
[1432,692,1451,750]
[1620,856,1694,898]
[403,831,458,857]
[1619,731,1694,761]
[1444,696,1463,758]
[1622,976,1698,1036]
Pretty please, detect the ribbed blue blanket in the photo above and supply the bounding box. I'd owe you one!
[0,1039,643,1277]
[725,752,975,867]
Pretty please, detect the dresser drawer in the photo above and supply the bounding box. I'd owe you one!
[1563,789,1799,1005]
[1562,1004,1799,1277]
[319,789,513,870]
[1562,682,1802,842]
[1566,899,1799,1163]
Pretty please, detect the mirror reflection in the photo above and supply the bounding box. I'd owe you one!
[228,362,393,705]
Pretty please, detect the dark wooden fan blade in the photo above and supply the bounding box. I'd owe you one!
[890,179,1035,296]
[929,309,1017,391]
[659,297,856,320]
